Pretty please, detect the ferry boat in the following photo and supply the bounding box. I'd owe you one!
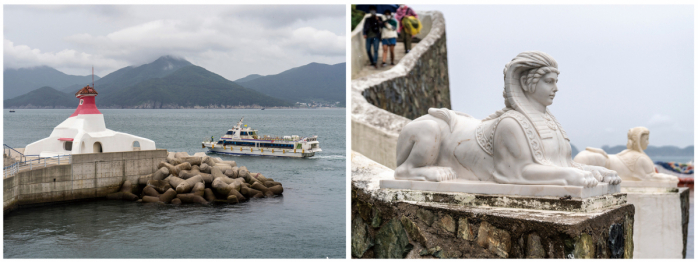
[202,117,321,158]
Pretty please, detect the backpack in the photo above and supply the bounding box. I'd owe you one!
[402,16,422,35]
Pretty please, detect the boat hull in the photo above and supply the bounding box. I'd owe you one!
[204,143,320,158]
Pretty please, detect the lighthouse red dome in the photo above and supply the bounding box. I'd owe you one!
[70,85,102,117]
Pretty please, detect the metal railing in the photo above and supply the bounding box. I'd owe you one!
[3,154,72,178]
[4,144,27,163]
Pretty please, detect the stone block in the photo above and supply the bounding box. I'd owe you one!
[623,186,685,258]
[351,216,373,258]
[458,217,475,241]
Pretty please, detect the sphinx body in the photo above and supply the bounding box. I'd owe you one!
[395,51,621,187]
[574,127,678,183]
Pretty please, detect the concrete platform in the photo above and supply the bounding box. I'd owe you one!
[381,179,620,199]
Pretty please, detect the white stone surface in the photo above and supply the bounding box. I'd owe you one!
[393,51,621,189]
[380,178,619,198]
[624,188,684,258]
[575,126,679,185]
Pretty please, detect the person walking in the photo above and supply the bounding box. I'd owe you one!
[362,6,382,68]
[380,9,398,66]
[395,4,418,54]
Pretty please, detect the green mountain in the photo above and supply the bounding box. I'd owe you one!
[100,65,293,108]
[61,55,193,97]
[4,86,77,108]
[236,62,346,105]
[234,74,264,83]
[3,66,100,99]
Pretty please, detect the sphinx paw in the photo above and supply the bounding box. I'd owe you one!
[432,167,456,182]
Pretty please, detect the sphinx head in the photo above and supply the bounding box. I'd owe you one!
[502,51,561,108]
[627,127,650,152]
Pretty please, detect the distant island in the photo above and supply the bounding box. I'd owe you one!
[4,56,346,109]
[571,144,694,158]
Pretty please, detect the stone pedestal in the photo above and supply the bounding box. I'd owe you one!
[352,151,635,259]
[621,186,689,258]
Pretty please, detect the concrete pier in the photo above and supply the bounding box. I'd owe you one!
[4,149,167,214]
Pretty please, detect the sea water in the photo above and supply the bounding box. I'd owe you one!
[3,109,346,258]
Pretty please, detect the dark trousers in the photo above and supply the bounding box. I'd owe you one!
[402,31,412,51]
[365,37,380,65]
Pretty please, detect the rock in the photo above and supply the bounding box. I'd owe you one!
[624,214,633,259]
[147,180,172,193]
[178,156,202,166]
[204,188,216,202]
[351,216,374,258]
[251,181,273,197]
[572,233,594,259]
[174,152,190,158]
[438,214,455,234]
[157,161,180,176]
[419,246,442,257]
[159,188,177,203]
[199,163,211,173]
[268,185,283,195]
[608,223,624,258]
[476,221,511,258]
[193,152,207,157]
[190,182,205,197]
[226,195,239,204]
[167,157,181,165]
[400,215,427,247]
[224,168,236,178]
[142,195,161,203]
[106,181,138,201]
[174,162,192,171]
[458,217,475,241]
[526,233,545,258]
[152,167,170,181]
[142,186,160,197]
[167,151,176,159]
[371,208,382,228]
[177,193,208,204]
[417,208,434,226]
[264,181,282,188]
[374,217,413,258]
[175,174,203,194]
[171,198,182,205]
[165,175,185,189]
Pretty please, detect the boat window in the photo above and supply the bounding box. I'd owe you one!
[64,141,73,151]
[226,131,233,135]
[217,141,223,144]
[241,132,248,136]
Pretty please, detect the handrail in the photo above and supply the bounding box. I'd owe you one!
[3,154,72,178]
[4,144,27,163]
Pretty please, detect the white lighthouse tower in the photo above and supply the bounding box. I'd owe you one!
[24,83,156,157]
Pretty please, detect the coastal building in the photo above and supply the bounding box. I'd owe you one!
[23,85,156,157]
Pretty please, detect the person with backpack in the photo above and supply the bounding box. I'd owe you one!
[380,9,398,67]
[395,4,418,54]
[362,5,382,69]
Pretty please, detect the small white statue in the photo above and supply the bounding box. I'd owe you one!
[394,51,621,187]
[574,127,678,183]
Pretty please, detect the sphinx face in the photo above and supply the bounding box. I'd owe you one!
[530,72,558,106]
[641,133,649,150]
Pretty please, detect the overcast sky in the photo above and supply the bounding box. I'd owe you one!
[412,5,693,148]
[4,5,346,80]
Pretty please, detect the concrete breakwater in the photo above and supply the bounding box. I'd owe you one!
[109,152,284,205]
[3,150,283,214]
[4,149,167,214]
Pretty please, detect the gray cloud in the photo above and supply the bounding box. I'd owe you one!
[4,5,345,79]
[413,5,693,148]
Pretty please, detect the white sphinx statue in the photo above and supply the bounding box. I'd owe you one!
[394,51,621,188]
[574,127,678,184]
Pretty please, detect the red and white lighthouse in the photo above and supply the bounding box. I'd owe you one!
[24,82,156,157]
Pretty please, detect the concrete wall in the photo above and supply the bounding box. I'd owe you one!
[624,187,690,258]
[351,11,449,169]
[3,149,167,214]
